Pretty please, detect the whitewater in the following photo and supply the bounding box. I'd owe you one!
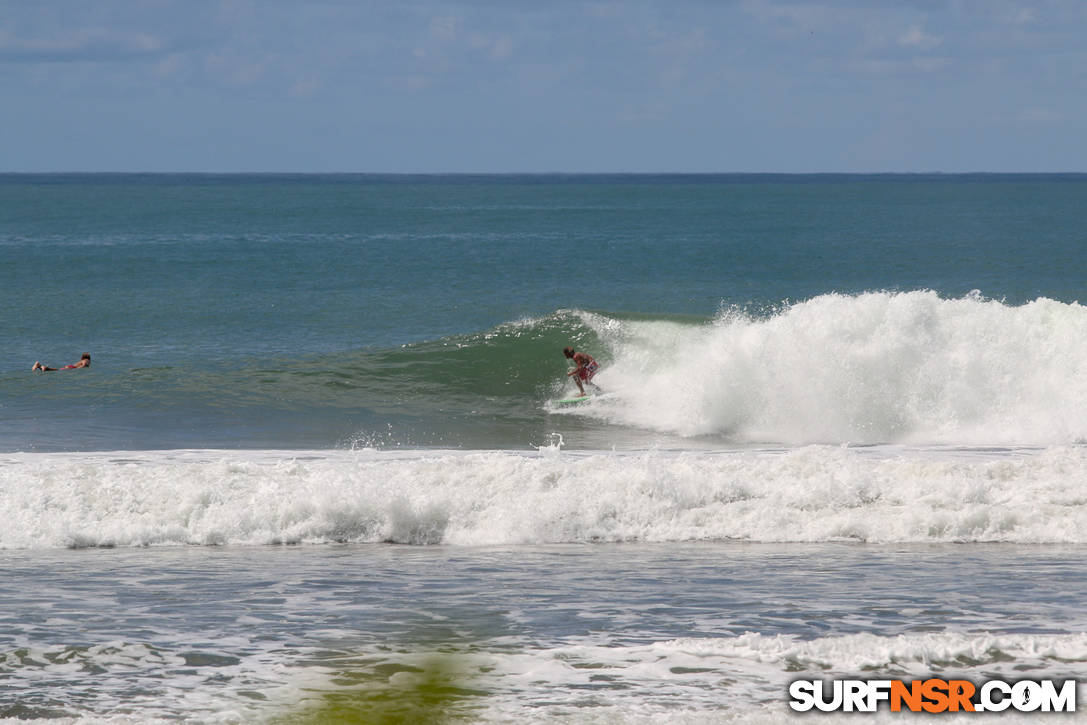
[4,444,1087,550]
[570,290,1087,446]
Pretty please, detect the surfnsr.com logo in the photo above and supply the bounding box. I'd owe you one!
[789,678,1077,713]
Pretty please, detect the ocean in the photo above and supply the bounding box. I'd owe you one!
[2,173,1086,723]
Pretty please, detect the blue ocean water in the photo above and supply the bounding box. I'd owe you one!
[3,173,1086,451]
[2,174,1087,722]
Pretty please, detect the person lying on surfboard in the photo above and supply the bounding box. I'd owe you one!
[563,346,599,396]
[33,353,91,372]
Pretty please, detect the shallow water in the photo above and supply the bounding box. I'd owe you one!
[4,542,1086,722]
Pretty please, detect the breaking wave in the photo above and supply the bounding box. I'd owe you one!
[4,445,1087,549]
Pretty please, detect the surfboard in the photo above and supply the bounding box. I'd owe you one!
[555,394,592,405]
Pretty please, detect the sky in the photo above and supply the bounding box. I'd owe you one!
[2,0,1086,173]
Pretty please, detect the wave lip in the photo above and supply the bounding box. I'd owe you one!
[4,446,1087,549]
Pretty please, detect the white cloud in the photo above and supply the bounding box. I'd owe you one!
[586,2,623,20]
[740,0,837,36]
[0,27,166,62]
[204,51,269,87]
[152,52,187,79]
[383,73,431,93]
[468,32,514,62]
[849,57,947,76]
[899,25,943,51]
[1012,8,1036,25]
[429,16,459,41]
[290,76,323,98]
[490,34,513,61]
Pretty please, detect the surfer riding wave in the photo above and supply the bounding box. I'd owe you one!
[563,346,600,396]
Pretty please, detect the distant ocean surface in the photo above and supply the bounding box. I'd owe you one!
[2,174,1087,723]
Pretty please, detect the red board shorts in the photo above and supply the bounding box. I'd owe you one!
[577,362,599,381]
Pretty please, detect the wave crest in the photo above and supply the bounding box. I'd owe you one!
[582,291,1087,445]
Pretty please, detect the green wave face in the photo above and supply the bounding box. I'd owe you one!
[3,309,642,451]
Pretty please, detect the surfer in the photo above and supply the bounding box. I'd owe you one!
[33,353,91,372]
[563,347,599,395]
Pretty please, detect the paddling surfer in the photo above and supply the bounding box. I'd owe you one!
[563,346,600,395]
[33,353,91,372]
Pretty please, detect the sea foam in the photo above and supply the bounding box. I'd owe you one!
[473,631,1087,723]
[4,445,1086,549]
[577,291,1087,446]
[9,628,1085,724]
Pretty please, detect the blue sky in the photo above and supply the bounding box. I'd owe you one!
[3,0,1085,172]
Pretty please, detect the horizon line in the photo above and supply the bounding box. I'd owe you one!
[3,170,1086,176]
